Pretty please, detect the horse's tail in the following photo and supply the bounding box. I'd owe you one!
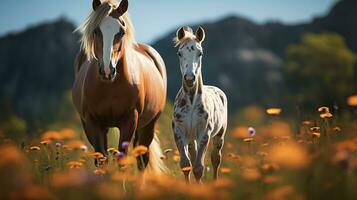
[147,134,168,174]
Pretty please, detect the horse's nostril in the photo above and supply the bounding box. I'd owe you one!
[184,74,195,81]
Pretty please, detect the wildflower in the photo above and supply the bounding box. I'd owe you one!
[121,141,130,150]
[66,140,87,151]
[261,163,280,172]
[302,120,312,125]
[266,108,282,116]
[320,112,333,119]
[163,148,173,154]
[107,147,117,154]
[67,161,83,169]
[172,155,180,163]
[311,132,321,138]
[318,106,330,113]
[98,157,107,163]
[248,127,256,137]
[268,142,309,169]
[89,152,105,159]
[40,140,51,145]
[30,146,41,151]
[42,130,62,141]
[310,127,320,132]
[347,95,357,106]
[333,126,341,133]
[116,151,125,160]
[55,142,62,148]
[0,145,24,167]
[59,128,76,140]
[94,169,106,175]
[181,166,192,172]
[243,138,254,143]
[132,145,148,157]
[242,168,261,181]
[220,167,232,174]
[117,156,135,165]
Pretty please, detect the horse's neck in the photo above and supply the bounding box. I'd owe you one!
[183,70,204,104]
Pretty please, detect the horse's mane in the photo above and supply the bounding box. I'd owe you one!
[173,26,196,47]
[76,0,136,60]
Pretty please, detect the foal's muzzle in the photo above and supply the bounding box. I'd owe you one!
[99,64,117,82]
[184,74,196,87]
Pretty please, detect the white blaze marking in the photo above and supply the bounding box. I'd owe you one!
[99,16,120,78]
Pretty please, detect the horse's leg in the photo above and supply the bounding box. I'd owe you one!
[135,114,162,170]
[81,118,108,165]
[173,122,191,182]
[211,127,225,180]
[188,141,197,166]
[118,110,138,153]
[193,131,210,183]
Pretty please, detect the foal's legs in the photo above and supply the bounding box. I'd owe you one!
[81,118,108,165]
[211,127,225,180]
[193,132,210,183]
[173,123,191,182]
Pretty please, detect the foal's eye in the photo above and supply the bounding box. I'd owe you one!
[198,52,203,57]
[177,52,182,57]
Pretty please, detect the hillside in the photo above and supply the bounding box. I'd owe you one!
[0,0,356,130]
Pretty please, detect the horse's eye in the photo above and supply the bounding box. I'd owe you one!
[198,52,203,57]
[177,52,182,57]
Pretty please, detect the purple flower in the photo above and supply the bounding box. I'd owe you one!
[248,127,256,137]
[117,152,125,160]
[122,141,130,150]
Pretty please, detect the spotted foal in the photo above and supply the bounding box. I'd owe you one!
[172,26,228,183]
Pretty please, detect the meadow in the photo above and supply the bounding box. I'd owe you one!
[0,96,357,200]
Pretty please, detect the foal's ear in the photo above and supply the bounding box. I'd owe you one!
[176,27,186,41]
[195,26,205,43]
[92,0,101,11]
[112,0,129,18]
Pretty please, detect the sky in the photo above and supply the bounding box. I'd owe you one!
[0,0,336,43]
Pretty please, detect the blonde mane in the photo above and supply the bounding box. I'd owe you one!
[76,0,136,59]
[173,28,196,47]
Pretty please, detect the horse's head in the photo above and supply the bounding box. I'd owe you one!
[80,0,129,82]
[175,26,205,88]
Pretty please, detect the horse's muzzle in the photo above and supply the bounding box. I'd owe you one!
[99,65,117,82]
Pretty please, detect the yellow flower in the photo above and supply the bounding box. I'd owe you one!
[220,167,232,174]
[181,166,192,172]
[243,138,254,143]
[310,127,320,132]
[347,95,357,106]
[40,140,51,145]
[67,161,83,169]
[172,155,180,163]
[42,131,62,141]
[333,126,341,132]
[30,146,41,151]
[311,132,321,138]
[318,106,330,113]
[94,169,106,175]
[89,152,104,159]
[320,112,333,119]
[132,145,148,157]
[266,108,282,116]
[59,128,76,140]
[302,120,312,125]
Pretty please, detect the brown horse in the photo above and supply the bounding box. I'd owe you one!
[72,0,167,172]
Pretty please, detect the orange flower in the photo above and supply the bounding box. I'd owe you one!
[67,161,83,169]
[132,145,148,157]
[302,120,312,125]
[268,142,309,169]
[311,132,321,138]
[59,128,76,140]
[318,106,330,113]
[181,166,192,172]
[220,167,232,174]
[242,168,261,181]
[310,127,320,132]
[118,156,135,165]
[333,126,341,133]
[243,138,254,143]
[66,140,87,151]
[347,95,357,106]
[40,140,51,145]
[94,169,106,175]
[320,112,333,119]
[266,108,282,116]
[89,152,104,159]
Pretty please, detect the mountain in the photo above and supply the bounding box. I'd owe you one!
[152,0,357,109]
[0,0,356,130]
[0,18,80,129]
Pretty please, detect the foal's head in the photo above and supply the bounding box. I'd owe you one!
[175,26,206,88]
[78,0,132,82]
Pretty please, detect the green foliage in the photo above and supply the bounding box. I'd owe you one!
[284,33,356,109]
[0,114,27,142]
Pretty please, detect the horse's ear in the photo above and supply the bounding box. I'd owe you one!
[195,26,205,42]
[176,27,186,40]
[113,0,129,18]
[92,0,101,11]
